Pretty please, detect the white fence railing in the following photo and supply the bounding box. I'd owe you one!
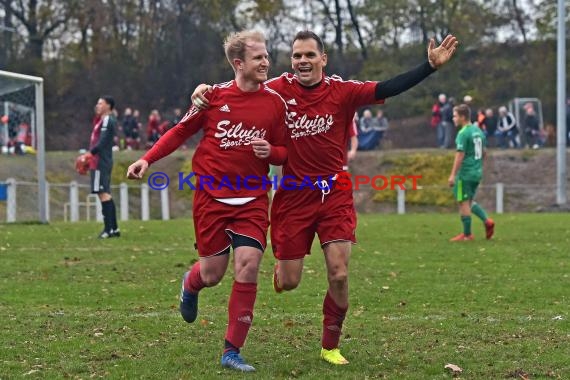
[0,179,565,222]
[0,178,171,223]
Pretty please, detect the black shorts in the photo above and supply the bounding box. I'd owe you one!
[90,169,111,194]
[211,233,264,256]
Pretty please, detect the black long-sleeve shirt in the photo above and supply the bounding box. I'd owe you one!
[375,61,436,100]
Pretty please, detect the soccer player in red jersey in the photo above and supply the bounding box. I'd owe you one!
[127,30,287,372]
[192,31,458,365]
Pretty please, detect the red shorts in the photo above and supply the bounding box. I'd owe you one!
[193,190,269,257]
[270,181,356,260]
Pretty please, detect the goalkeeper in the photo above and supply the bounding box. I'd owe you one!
[77,96,120,239]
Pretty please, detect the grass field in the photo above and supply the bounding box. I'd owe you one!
[1,214,569,379]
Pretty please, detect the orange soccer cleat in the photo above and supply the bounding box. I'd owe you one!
[449,233,474,242]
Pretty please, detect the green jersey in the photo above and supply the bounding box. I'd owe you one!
[455,124,486,182]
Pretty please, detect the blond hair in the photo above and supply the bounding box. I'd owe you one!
[224,30,266,71]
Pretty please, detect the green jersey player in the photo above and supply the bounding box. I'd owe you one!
[448,103,495,241]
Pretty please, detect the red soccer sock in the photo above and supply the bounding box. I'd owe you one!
[224,281,257,350]
[184,262,206,294]
[322,291,348,350]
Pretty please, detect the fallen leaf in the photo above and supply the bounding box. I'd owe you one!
[283,319,295,327]
[444,363,463,376]
[353,306,364,316]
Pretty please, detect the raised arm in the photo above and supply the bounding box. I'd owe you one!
[375,35,458,100]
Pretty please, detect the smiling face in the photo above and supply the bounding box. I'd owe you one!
[291,38,327,86]
[237,40,270,84]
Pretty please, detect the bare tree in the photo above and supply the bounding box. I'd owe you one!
[511,0,528,43]
[0,0,73,60]
[346,0,367,59]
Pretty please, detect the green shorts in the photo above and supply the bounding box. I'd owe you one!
[453,179,479,202]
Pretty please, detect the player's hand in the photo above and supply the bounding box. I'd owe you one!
[191,84,212,110]
[428,35,458,69]
[347,150,357,162]
[448,175,455,187]
[251,137,271,159]
[127,159,149,179]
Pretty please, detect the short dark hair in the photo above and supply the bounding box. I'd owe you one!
[454,104,471,121]
[101,95,115,110]
[293,30,325,53]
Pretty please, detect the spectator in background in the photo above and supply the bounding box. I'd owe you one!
[439,96,454,148]
[146,109,161,148]
[357,109,383,150]
[158,119,172,136]
[131,109,142,149]
[14,116,30,155]
[480,108,497,147]
[463,95,478,125]
[497,106,519,149]
[122,107,135,150]
[434,93,446,147]
[431,93,443,130]
[376,109,389,141]
[523,103,542,149]
[476,108,486,130]
[172,108,183,125]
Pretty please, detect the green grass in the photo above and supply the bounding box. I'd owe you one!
[1,214,569,379]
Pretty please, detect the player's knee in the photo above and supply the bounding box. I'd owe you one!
[327,270,348,286]
[233,256,261,282]
[281,278,300,291]
[201,272,224,287]
[280,273,301,290]
[236,263,259,282]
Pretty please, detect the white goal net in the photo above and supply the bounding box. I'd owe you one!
[0,70,47,223]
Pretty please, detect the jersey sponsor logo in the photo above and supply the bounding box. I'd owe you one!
[215,120,267,149]
[286,98,297,105]
[219,104,231,112]
[286,111,334,140]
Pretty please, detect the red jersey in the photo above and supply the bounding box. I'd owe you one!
[266,73,382,180]
[89,117,102,170]
[349,119,358,138]
[142,80,287,198]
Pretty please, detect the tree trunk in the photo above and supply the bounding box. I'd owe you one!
[511,0,527,44]
[333,0,343,55]
[1,2,14,67]
[346,0,367,59]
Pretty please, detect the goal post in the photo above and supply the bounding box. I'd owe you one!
[0,70,47,223]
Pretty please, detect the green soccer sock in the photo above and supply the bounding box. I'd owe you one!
[461,215,472,236]
[471,202,488,223]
